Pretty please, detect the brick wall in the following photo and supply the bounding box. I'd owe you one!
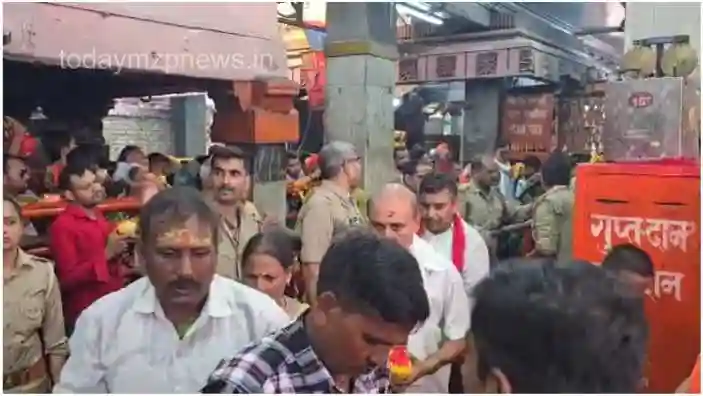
[102,96,174,160]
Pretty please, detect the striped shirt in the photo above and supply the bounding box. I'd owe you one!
[201,313,391,394]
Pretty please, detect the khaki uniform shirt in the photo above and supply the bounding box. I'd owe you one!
[464,183,532,261]
[296,180,365,263]
[3,250,68,393]
[464,183,531,230]
[532,186,574,262]
[216,201,262,281]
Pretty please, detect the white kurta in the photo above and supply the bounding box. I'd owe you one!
[406,236,471,393]
[54,275,289,394]
[421,219,491,314]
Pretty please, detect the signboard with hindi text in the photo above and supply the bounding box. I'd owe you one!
[500,92,555,153]
[572,160,700,393]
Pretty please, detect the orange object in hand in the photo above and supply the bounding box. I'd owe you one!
[115,218,139,237]
[388,346,413,383]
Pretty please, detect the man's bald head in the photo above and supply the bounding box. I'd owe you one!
[369,183,419,249]
[370,183,417,213]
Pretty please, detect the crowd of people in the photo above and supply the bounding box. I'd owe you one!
[3,132,700,394]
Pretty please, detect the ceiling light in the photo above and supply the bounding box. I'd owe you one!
[396,3,443,25]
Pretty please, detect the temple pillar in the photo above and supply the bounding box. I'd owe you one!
[324,2,398,195]
[171,94,207,157]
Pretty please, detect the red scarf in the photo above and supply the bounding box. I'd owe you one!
[419,214,467,272]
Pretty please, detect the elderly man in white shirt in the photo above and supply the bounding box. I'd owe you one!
[369,184,470,394]
[54,187,289,394]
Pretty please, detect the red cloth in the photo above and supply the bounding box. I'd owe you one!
[19,135,38,158]
[305,154,319,171]
[420,214,467,273]
[48,163,65,186]
[450,214,467,272]
[49,205,124,326]
[690,355,701,393]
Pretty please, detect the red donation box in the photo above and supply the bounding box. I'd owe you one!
[573,159,701,392]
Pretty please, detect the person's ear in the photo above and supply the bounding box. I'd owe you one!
[314,291,343,324]
[63,190,75,202]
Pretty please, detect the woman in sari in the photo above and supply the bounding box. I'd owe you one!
[240,228,308,320]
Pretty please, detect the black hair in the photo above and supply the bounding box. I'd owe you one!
[523,155,542,171]
[3,194,24,222]
[117,145,142,162]
[400,159,419,176]
[317,229,430,329]
[602,243,655,278]
[210,145,249,174]
[127,165,143,183]
[242,228,302,271]
[66,144,105,169]
[58,162,93,192]
[419,172,458,197]
[393,146,409,158]
[472,259,648,393]
[138,186,220,245]
[541,152,572,187]
[409,145,427,161]
[44,131,75,162]
[570,153,591,165]
[148,152,170,165]
[286,151,299,161]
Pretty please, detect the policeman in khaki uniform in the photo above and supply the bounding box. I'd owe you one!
[531,153,574,262]
[202,146,263,280]
[3,196,68,393]
[296,141,365,304]
[463,155,532,260]
[216,201,263,280]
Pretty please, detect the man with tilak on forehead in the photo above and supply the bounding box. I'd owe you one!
[55,187,289,393]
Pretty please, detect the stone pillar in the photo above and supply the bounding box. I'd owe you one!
[171,94,207,157]
[324,2,397,195]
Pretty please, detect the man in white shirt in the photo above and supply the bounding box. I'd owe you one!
[54,187,289,394]
[417,173,490,301]
[369,184,470,393]
[417,173,490,393]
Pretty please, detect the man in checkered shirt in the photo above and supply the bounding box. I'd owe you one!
[201,229,430,393]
